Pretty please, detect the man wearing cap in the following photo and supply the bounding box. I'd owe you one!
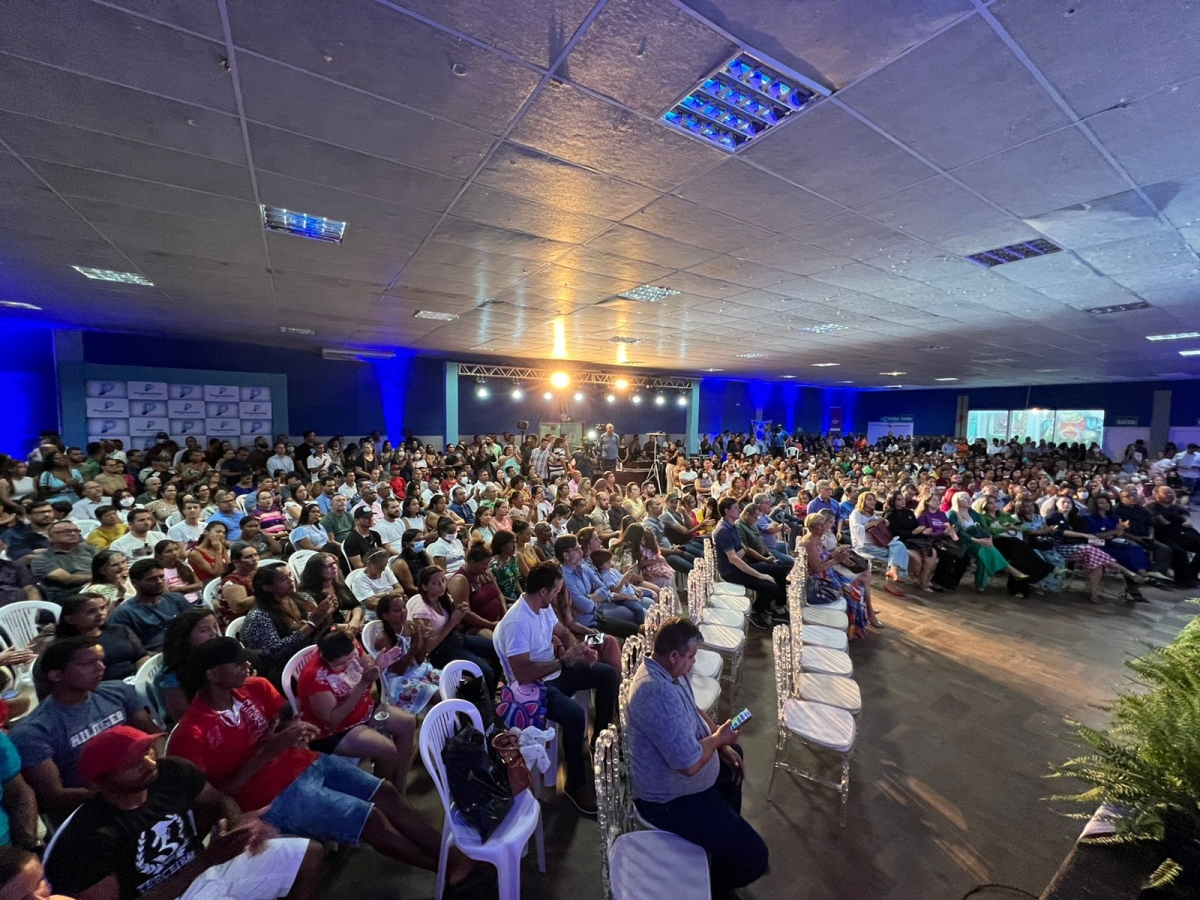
[171,639,483,888]
[44,726,323,900]
[10,637,160,820]
[343,508,384,570]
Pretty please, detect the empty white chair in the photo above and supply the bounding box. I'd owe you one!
[795,622,850,653]
[691,648,724,680]
[439,659,482,702]
[225,616,246,640]
[698,606,745,630]
[689,672,721,717]
[201,578,221,612]
[795,670,862,716]
[698,623,745,702]
[798,644,854,677]
[286,549,317,582]
[609,831,711,900]
[768,626,856,825]
[74,519,99,538]
[133,653,166,724]
[361,619,384,658]
[41,806,81,874]
[0,600,60,650]
[281,645,318,715]
[800,605,849,629]
[420,700,545,900]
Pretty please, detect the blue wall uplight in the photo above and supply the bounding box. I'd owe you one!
[0,319,59,457]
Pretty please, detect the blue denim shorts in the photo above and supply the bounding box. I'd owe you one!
[263,754,381,845]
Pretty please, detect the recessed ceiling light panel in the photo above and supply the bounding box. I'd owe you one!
[735,353,766,359]
[702,368,725,372]
[0,301,42,310]
[810,362,840,367]
[414,310,459,321]
[617,285,680,303]
[280,326,315,335]
[935,377,958,382]
[1146,332,1200,341]
[1180,349,1200,357]
[261,205,346,243]
[879,371,906,376]
[965,238,1061,268]
[661,52,820,152]
[72,266,153,285]
[607,336,645,344]
[1085,301,1152,315]
[793,323,848,334]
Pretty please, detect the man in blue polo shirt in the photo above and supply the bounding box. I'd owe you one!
[807,480,843,539]
[205,490,243,541]
[713,497,785,630]
[554,535,641,638]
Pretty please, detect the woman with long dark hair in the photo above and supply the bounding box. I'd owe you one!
[55,592,148,681]
[154,540,202,602]
[407,566,497,696]
[158,608,219,722]
[239,563,337,684]
[297,552,363,634]
[80,549,132,608]
[187,520,228,583]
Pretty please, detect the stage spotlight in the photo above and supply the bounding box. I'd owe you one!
[574,391,584,402]
[550,371,570,389]
[476,385,489,399]
[614,377,629,390]
[654,394,665,406]
[631,393,642,405]
[543,391,554,401]
[605,393,616,403]
[511,387,523,400]
[677,395,688,407]
[587,429,598,440]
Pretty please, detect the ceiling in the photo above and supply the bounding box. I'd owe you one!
[1,0,1199,390]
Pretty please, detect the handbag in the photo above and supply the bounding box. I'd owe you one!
[495,680,547,730]
[806,575,843,606]
[935,536,966,559]
[441,724,513,840]
[491,731,533,797]
[866,520,893,548]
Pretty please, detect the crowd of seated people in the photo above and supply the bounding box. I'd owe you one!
[0,425,1195,895]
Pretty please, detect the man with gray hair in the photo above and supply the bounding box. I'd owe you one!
[626,617,768,895]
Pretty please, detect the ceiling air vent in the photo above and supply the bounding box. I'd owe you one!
[661,52,821,152]
[608,336,645,344]
[1085,301,1152,315]
[965,238,1061,268]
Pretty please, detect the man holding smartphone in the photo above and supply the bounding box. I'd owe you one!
[625,617,769,896]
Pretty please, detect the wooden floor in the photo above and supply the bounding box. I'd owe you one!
[326,577,1199,900]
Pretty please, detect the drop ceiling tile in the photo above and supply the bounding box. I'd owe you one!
[861,251,979,284]
[452,185,611,243]
[673,159,842,233]
[990,0,1200,119]
[508,84,726,192]
[840,16,1070,169]
[685,255,792,289]
[1023,189,1174,249]
[626,196,773,252]
[475,143,660,221]
[740,102,935,206]
[656,271,749,300]
[726,236,850,276]
[674,0,973,89]
[553,247,674,283]
[856,176,1034,255]
[1073,231,1196,277]
[1089,77,1200,186]
[247,123,462,213]
[807,263,923,298]
[586,224,719,268]
[429,218,575,261]
[7,113,255,200]
[952,126,1130,218]
[236,54,491,180]
[412,243,540,278]
[786,212,929,259]
[563,0,736,115]
[226,0,540,134]
[1,0,236,111]
[397,263,525,296]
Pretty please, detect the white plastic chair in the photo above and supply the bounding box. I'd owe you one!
[201,578,221,611]
[225,616,246,640]
[42,805,81,880]
[610,831,711,900]
[281,645,318,715]
[0,600,61,649]
[361,619,384,658]
[439,659,482,702]
[74,519,99,538]
[286,549,317,582]
[420,699,545,900]
[133,653,166,724]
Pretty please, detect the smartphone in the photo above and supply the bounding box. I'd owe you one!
[584,633,605,647]
[731,708,752,730]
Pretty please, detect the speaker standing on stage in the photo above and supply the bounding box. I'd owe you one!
[600,424,620,471]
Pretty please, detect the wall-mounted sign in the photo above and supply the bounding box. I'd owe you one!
[1112,416,1139,426]
[879,416,913,423]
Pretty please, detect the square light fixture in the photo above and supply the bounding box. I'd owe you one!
[261,205,346,243]
[702,367,725,372]
[794,323,848,334]
[1146,332,1200,341]
[879,371,907,376]
[1086,301,1152,315]
[72,266,153,285]
[935,377,958,382]
[280,326,315,335]
[661,52,821,152]
[1036,368,1063,373]
[735,353,766,359]
[617,284,680,303]
[0,300,42,310]
[781,374,796,379]
[608,336,645,344]
[414,310,459,321]
[810,362,840,367]
[1180,349,1200,357]
[915,344,947,351]
[885,384,904,388]
[965,238,1061,268]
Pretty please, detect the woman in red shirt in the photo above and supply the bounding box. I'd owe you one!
[296,629,416,792]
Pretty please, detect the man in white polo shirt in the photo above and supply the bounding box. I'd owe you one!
[492,562,617,816]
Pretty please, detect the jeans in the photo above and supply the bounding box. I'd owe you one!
[665,553,694,575]
[1182,476,1200,505]
[547,661,619,788]
[635,747,769,893]
[764,546,795,567]
[595,603,642,639]
[430,631,499,696]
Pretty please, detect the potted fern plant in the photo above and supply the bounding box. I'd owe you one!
[1049,617,1200,891]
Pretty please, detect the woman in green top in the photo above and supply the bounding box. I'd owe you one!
[488,528,521,602]
[947,491,1030,592]
[969,495,1055,597]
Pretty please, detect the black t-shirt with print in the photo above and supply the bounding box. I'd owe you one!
[343,528,383,563]
[46,756,207,900]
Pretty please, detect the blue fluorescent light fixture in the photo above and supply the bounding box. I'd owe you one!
[72,266,154,285]
[965,238,1061,268]
[261,205,346,244]
[662,52,819,152]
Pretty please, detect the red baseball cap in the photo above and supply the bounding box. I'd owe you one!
[78,725,158,784]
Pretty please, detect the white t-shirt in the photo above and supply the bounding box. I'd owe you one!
[166,520,205,547]
[351,567,399,603]
[373,519,406,550]
[110,530,169,559]
[1173,451,1200,480]
[493,597,560,684]
[428,536,465,575]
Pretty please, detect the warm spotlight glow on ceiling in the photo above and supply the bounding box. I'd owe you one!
[552,318,566,359]
[550,371,570,389]
[614,378,629,390]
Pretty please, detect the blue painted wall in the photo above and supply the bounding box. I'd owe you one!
[0,318,59,457]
